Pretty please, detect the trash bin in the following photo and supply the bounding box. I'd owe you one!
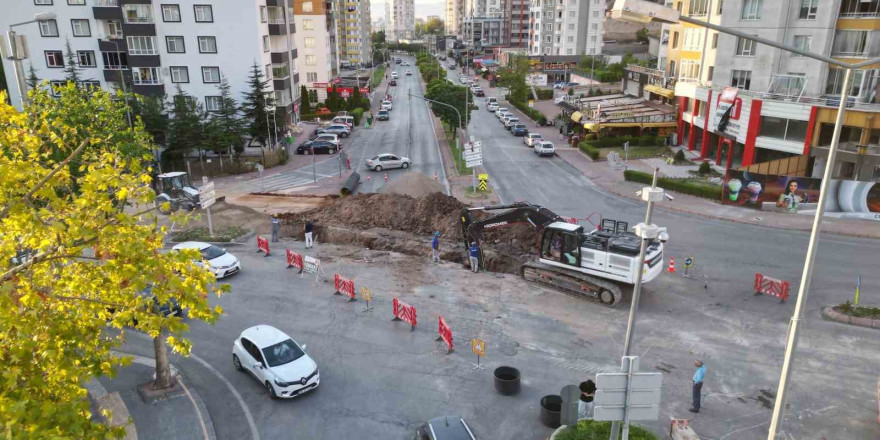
[539,395,562,428]
[493,366,521,396]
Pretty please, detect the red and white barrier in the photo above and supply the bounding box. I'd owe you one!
[286,249,303,272]
[257,235,270,256]
[392,298,417,330]
[334,274,356,301]
[437,316,453,353]
[754,273,790,303]
[563,216,578,224]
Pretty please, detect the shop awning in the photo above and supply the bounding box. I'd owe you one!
[583,122,599,132]
[571,111,583,123]
[583,121,678,131]
[644,85,676,99]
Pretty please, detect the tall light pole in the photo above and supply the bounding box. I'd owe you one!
[610,1,880,438]
[5,12,57,108]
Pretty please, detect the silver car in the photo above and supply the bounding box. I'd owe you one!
[317,124,351,138]
[365,153,412,171]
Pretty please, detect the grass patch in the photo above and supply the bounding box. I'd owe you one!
[171,226,247,243]
[624,170,722,200]
[555,420,657,440]
[442,122,468,175]
[834,301,880,319]
[371,66,386,88]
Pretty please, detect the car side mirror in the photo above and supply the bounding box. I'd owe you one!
[301,344,307,351]
[253,362,263,370]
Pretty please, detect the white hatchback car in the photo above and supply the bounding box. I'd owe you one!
[534,140,556,157]
[172,241,240,279]
[524,133,543,146]
[232,325,319,399]
[381,100,393,111]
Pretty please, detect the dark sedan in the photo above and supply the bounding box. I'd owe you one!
[296,140,339,155]
[474,89,485,97]
[390,79,397,86]
[511,124,528,136]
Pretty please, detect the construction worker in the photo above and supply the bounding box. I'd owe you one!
[304,219,314,249]
[431,231,440,262]
[271,216,281,243]
[468,242,479,273]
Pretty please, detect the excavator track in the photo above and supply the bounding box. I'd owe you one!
[520,261,624,307]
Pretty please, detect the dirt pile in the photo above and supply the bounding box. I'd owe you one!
[380,172,445,198]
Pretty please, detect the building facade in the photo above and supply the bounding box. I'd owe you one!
[1,0,301,127]
[528,0,603,56]
[386,0,415,41]
[445,0,465,36]
[334,0,372,67]
[293,0,337,102]
[508,0,530,48]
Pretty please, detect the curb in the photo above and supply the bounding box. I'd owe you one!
[822,306,880,329]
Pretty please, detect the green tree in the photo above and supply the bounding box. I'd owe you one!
[0,84,225,440]
[425,81,471,135]
[131,94,169,147]
[25,63,39,90]
[206,75,245,155]
[636,28,649,44]
[167,85,206,160]
[371,30,386,45]
[299,84,311,116]
[62,39,83,85]
[241,62,274,148]
[0,58,8,95]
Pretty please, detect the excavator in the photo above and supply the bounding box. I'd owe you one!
[460,202,667,306]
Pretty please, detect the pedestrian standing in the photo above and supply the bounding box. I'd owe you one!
[271,216,280,243]
[431,231,440,263]
[690,360,706,413]
[468,242,480,272]
[578,380,596,420]
[304,219,314,249]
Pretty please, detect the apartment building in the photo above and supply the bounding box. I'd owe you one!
[293,0,337,102]
[333,0,372,67]
[1,0,301,127]
[528,0,604,56]
[446,0,465,35]
[386,0,415,41]
[665,0,880,179]
[461,0,508,48]
[508,0,530,48]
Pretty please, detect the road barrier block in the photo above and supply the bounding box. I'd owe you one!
[392,298,417,330]
[754,273,790,303]
[334,274,356,301]
[257,236,270,256]
[286,249,303,272]
[436,316,453,353]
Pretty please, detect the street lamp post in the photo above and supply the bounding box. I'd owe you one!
[5,12,57,108]
[609,1,880,438]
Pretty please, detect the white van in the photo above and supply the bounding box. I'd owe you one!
[332,115,354,127]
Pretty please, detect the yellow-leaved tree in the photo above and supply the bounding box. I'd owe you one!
[0,84,226,439]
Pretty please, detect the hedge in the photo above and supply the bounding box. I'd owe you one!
[510,99,548,125]
[624,170,722,200]
[586,134,664,149]
[351,107,364,126]
[535,89,554,100]
[579,141,600,160]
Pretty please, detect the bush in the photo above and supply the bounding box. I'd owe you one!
[624,170,722,199]
[698,161,712,175]
[674,149,687,163]
[536,89,555,100]
[835,301,880,319]
[350,107,364,126]
[639,134,659,146]
[579,141,600,160]
[537,114,548,126]
[555,420,657,440]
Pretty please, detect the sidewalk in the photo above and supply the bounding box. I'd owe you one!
[88,352,215,440]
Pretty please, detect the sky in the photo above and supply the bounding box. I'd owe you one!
[371,0,445,22]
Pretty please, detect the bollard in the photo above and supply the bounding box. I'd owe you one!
[384,173,388,182]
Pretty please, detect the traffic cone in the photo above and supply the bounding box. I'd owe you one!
[434,172,438,180]
[667,257,676,273]
[384,173,388,182]
[366,174,371,181]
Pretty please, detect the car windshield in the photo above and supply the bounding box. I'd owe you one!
[261,339,305,367]
[200,245,226,260]
[370,155,379,160]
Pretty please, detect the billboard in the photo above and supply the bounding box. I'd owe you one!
[525,74,548,86]
[713,87,738,134]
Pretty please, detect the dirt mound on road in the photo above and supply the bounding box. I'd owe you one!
[380,172,445,198]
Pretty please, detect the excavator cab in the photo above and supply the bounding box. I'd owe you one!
[539,223,583,269]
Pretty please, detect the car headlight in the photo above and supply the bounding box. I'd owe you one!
[274,378,293,387]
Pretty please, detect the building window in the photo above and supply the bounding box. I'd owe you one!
[45,50,64,68]
[741,0,762,19]
[162,4,181,22]
[71,19,91,37]
[831,30,868,57]
[260,6,267,22]
[840,0,880,18]
[194,5,213,22]
[102,51,128,69]
[35,0,53,4]
[303,19,314,30]
[170,66,189,83]
[166,36,185,53]
[132,67,161,85]
[77,50,96,67]
[731,70,752,89]
[272,62,289,78]
[825,68,865,96]
[205,96,221,112]
[760,116,809,142]
[302,1,313,12]
[198,36,217,53]
[49,81,67,96]
[683,28,703,51]
[39,20,59,37]
[792,35,811,56]
[262,35,270,52]
[127,36,158,55]
[672,31,679,48]
[688,0,709,17]
[304,37,316,48]
[567,23,575,30]
[707,65,714,81]
[566,48,573,55]
[123,4,154,23]
[566,36,574,43]
[735,37,757,56]
[306,72,318,82]
[591,24,597,30]
[305,55,317,66]
[102,20,123,39]
[711,33,718,48]
[68,0,85,5]
[265,63,272,79]
[798,0,818,19]
[202,66,220,83]
[679,60,700,82]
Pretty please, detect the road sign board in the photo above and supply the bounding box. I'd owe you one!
[478,181,487,191]
[466,159,483,168]
[478,173,488,181]
[595,389,661,406]
[684,257,694,268]
[464,152,483,162]
[303,256,320,274]
[594,356,663,422]
[593,405,660,422]
[199,182,216,209]
[471,338,485,356]
[595,372,662,392]
[201,197,216,209]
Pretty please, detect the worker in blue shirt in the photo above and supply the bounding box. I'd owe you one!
[468,242,480,272]
[431,231,440,262]
[690,360,706,413]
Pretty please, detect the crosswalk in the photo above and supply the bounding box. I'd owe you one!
[238,169,334,193]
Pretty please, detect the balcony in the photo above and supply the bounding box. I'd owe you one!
[838,0,880,18]
[93,0,118,6]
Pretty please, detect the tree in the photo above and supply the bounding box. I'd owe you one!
[299,84,311,116]
[167,85,206,160]
[131,94,169,147]
[425,81,472,135]
[25,63,39,90]
[206,75,245,155]
[371,30,386,45]
[0,84,225,439]
[636,28,649,44]
[62,39,83,85]
[241,62,274,148]
[0,59,8,95]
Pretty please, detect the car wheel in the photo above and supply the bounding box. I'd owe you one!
[341,132,349,138]
[375,165,383,172]
[266,381,279,399]
[329,148,336,154]
[401,162,409,169]
[233,354,243,372]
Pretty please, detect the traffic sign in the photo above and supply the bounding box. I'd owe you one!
[464,152,483,162]
[478,173,488,191]
[466,159,483,168]
[594,356,662,422]
[199,181,216,209]
[471,338,485,357]
[684,257,694,268]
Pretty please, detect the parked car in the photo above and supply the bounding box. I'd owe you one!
[402,61,410,66]
[524,133,543,146]
[331,115,354,127]
[307,133,339,145]
[495,108,509,118]
[377,110,390,121]
[406,69,413,76]
[395,59,402,64]
[317,124,351,138]
[232,325,319,399]
[365,153,411,171]
[380,100,393,111]
[172,241,241,279]
[511,124,528,136]
[486,103,499,112]
[458,76,467,83]
[486,97,498,105]
[534,140,556,157]
[473,88,485,97]
[415,416,477,440]
[448,64,456,70]
[296,140,338,155]
[389,79,397,86]
[503,116,520,128]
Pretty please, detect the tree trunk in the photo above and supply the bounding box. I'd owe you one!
[153,330,175,389]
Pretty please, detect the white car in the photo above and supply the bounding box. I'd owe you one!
[172,241,240,279]
[487,97,498,105]
[495,108,510,118]
[381,100,393,111]
[524,133,543,146]
[366,153,411,171]
[232,325,319,399]
[534,141,556,157]
[406,69,413,76]
[391,71,399,79]
[486,102,499,112]
[503,116,520,128]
